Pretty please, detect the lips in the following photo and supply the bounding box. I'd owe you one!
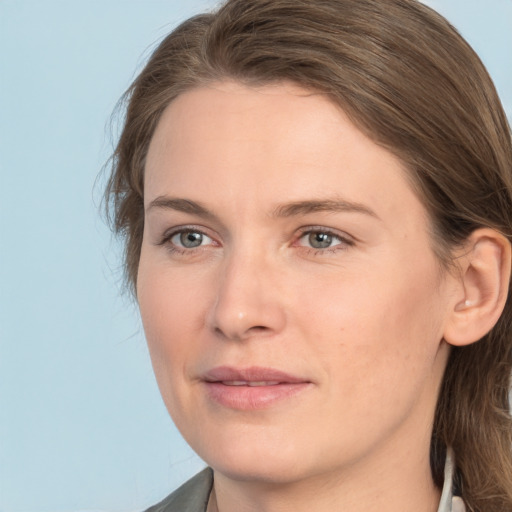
[202,366,311,410]
[220,380,281,386]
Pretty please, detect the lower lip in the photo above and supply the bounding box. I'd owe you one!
[204,382,311,410]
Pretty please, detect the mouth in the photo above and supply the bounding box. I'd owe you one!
[201,366,311,410]
[217,380,281,386]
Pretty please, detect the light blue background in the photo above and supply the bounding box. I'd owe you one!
[1,1,510,511]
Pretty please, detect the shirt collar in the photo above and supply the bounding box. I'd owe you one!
[437,447,466,512]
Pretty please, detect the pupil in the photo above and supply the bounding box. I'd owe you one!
[309,232,332,249]
[181,231,202,248]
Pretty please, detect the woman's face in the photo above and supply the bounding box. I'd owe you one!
[138,81,454,484]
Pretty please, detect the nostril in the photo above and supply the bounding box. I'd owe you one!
[213,324,271,341]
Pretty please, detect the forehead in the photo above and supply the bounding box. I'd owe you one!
[146,81,352,181]
[144,81,427,230]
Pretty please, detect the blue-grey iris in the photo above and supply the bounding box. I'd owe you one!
[309,232,332,249]
[181,231,203,248]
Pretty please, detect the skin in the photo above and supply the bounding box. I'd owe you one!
[138,81,460,512]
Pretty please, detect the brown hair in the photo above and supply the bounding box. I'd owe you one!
[105,0,512,510]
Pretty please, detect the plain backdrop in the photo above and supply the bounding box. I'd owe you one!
[0,1,511,511]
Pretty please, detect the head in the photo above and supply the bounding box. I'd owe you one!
[105,0,512,509]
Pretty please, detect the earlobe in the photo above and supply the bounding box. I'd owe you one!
[443,228,511,347]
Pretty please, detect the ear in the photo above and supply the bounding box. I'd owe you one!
[443,228,511,347]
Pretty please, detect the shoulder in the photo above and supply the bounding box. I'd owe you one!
[144,468,214,512]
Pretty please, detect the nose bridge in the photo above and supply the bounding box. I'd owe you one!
[208,241,286,340]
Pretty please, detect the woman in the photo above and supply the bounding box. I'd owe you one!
[105,0,512,511]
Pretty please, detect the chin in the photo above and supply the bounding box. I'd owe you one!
[209,454,308,485]
[189,424,341,486]
[183,423,309,483]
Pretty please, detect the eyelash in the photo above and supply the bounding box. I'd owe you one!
[157,226,355,256]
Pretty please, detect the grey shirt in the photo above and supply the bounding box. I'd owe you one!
[145,449,466,512]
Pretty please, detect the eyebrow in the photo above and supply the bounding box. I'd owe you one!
[146,196,379,220]
[271,199,379,219]
[147,197,216,219]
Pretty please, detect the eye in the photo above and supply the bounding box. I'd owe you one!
[169,229,213,249]
[297,229,353,250]
[304,232,337,249]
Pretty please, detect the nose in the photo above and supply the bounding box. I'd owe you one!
[207,249,287,341]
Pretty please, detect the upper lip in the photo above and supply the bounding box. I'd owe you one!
[202,366,309,384]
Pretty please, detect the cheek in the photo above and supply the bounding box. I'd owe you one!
[297,255,446,401]
[136,257,210,396]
